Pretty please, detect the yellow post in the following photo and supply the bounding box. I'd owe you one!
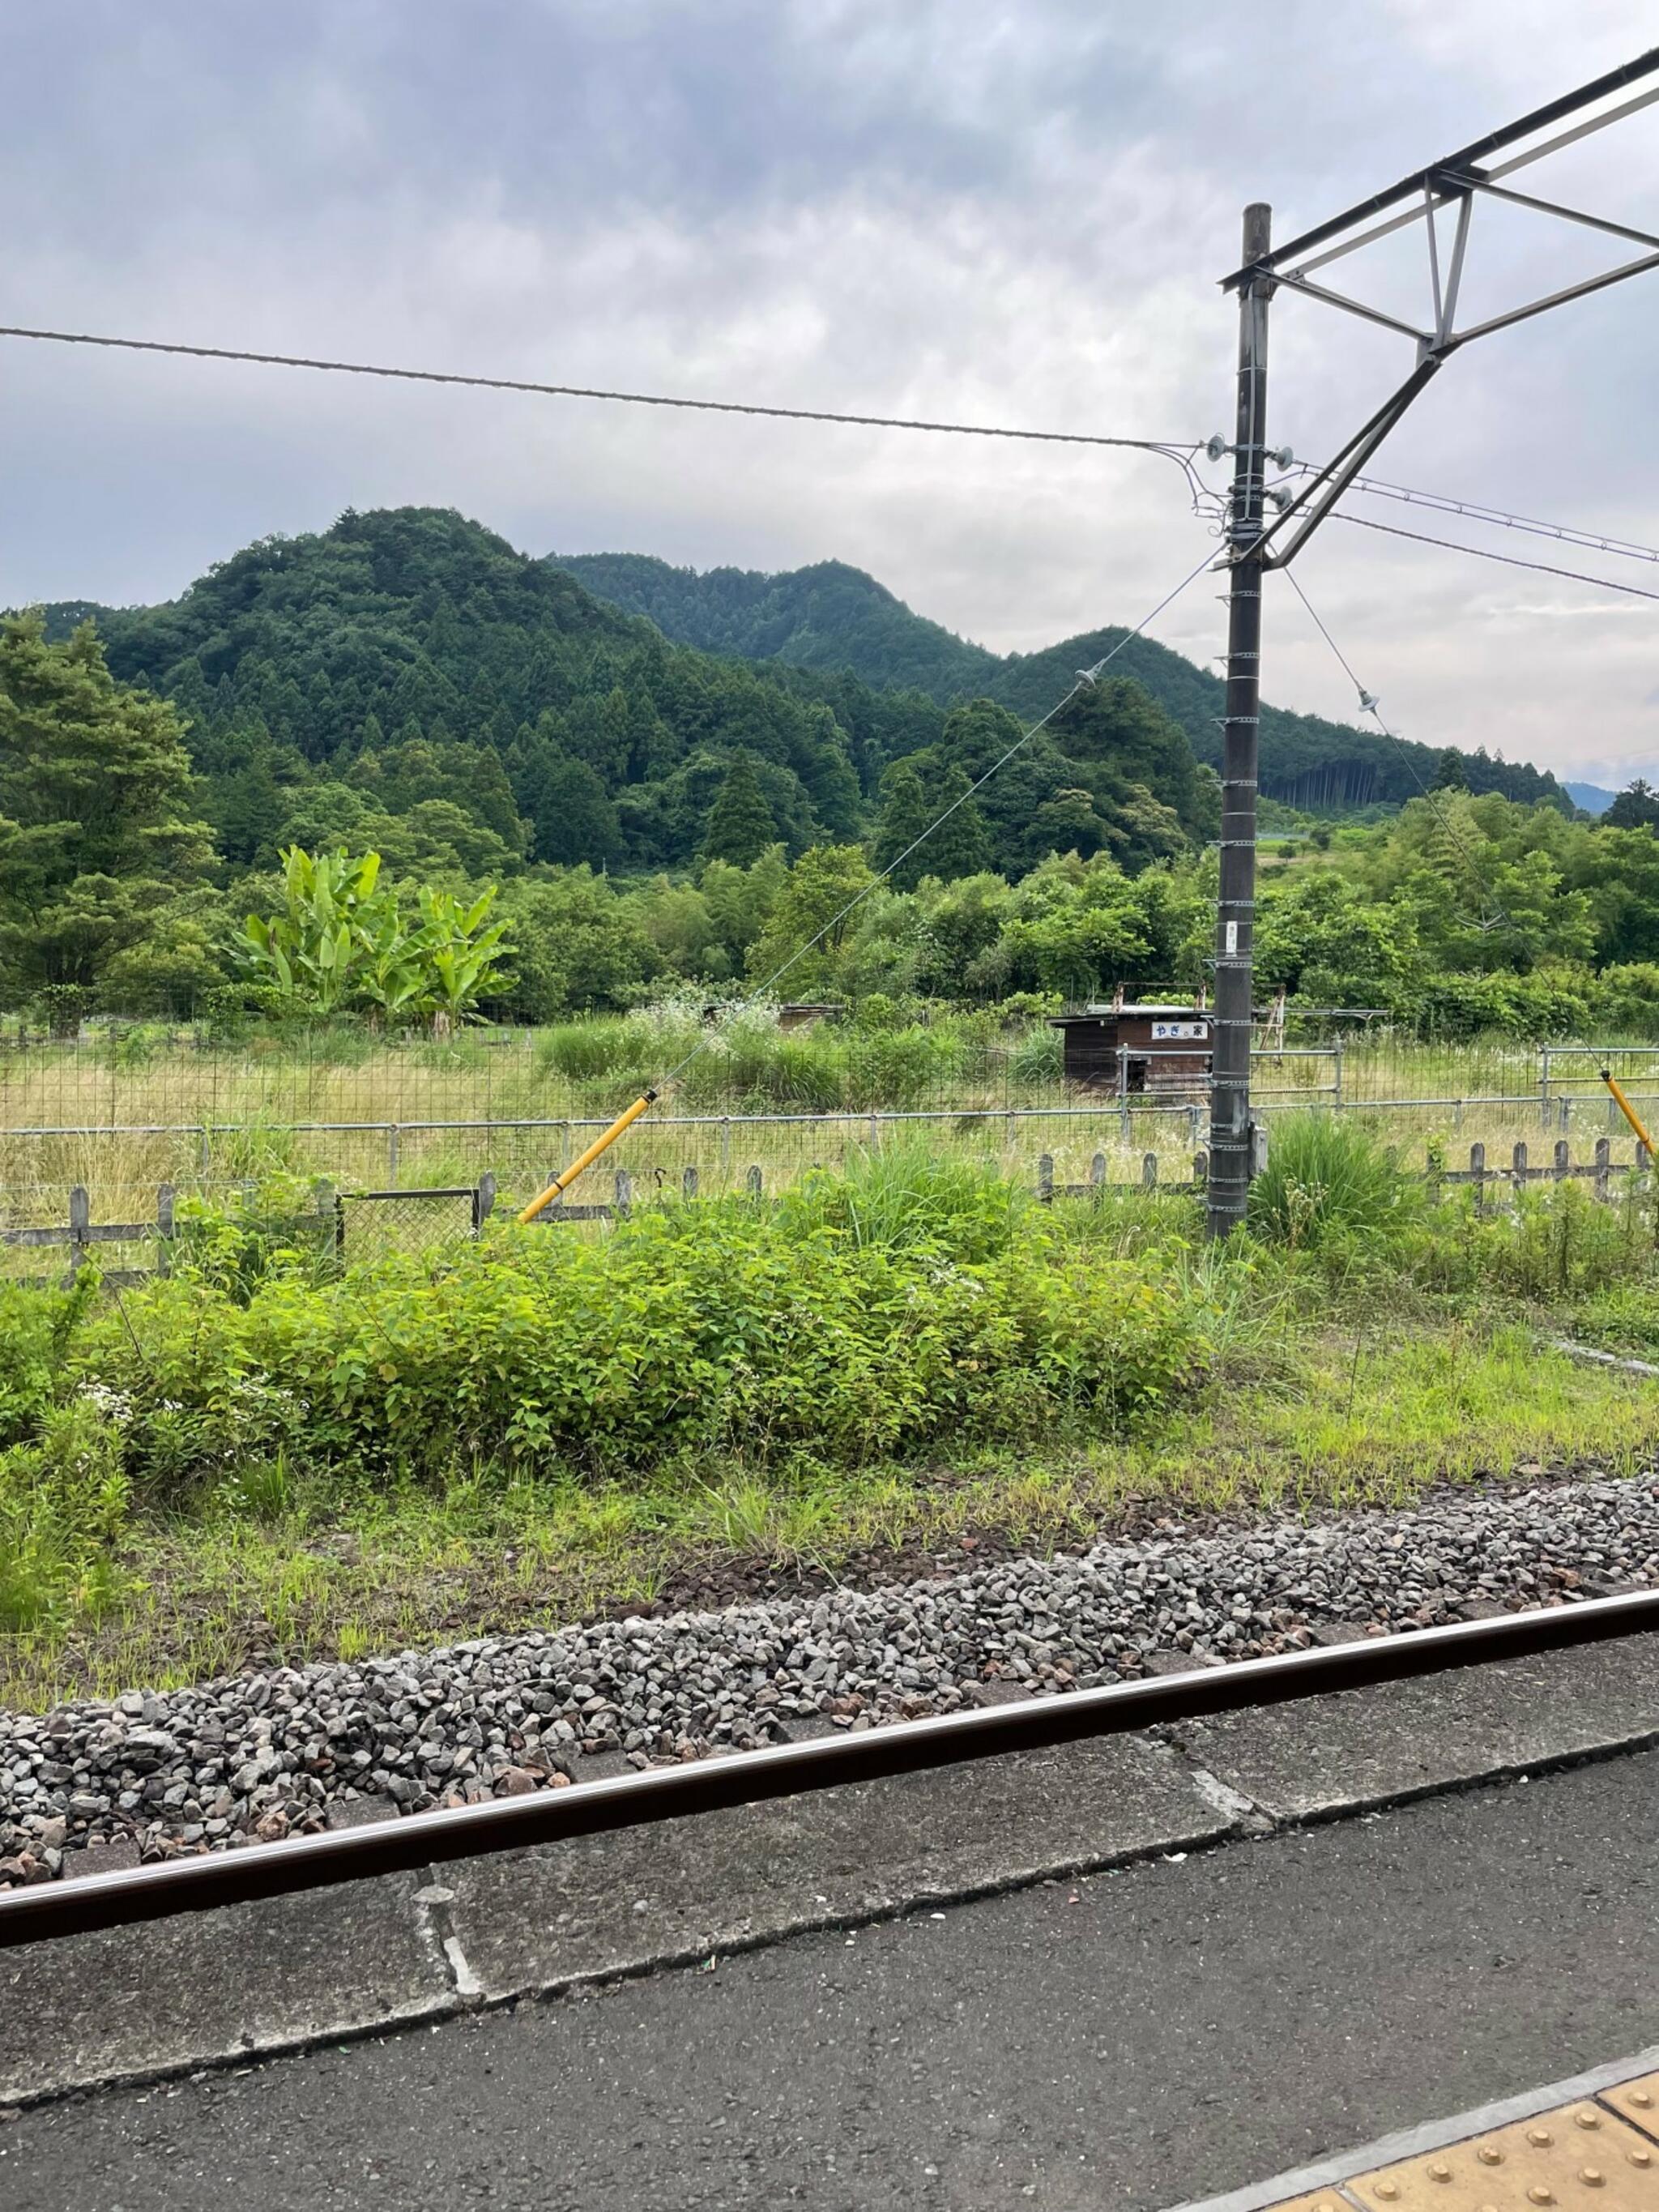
[516,1091,656,1224]
[1601,1067,1657,1155]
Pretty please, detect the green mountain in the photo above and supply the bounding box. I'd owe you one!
[554,551,1569,814]
[32,508,896,878]
[28,506,1220,886]
[552,553,1000,698]
[1565,780,1615,816]
[23,504,1567,924]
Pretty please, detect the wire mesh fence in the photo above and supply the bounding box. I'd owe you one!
[335,1183,493,1266]
[6,1021,1659,1227]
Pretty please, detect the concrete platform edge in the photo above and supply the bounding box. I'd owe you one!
[9,1687,1659,2114]
[1160,2040,1659,2212]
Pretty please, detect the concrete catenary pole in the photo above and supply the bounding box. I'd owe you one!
[1207,202,1273,1238]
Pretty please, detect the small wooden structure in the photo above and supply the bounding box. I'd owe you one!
[776,1002,846,1032]
[1050,1001,1212,1094]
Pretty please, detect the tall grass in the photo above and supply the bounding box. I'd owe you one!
[1250,1113,1417,1251]
[778,1144,1030,1263]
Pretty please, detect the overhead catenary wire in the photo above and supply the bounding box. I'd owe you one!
[1320,510,1659,605]
[1198,447,1659,596]
[0,322,1201,465]
[1315,468,1659,569]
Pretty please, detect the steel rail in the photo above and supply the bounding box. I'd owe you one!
[2,1588,1654,1949]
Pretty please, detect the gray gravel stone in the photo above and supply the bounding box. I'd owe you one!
[2,1475,1655,1880]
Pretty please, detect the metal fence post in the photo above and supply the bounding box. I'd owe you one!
[1117,1045,1130,1141]
[1594,1135,1610,1202]
[720,1116,731,1177]
[1333,1040,1344,1110]
[1038,1153,1054,1202]
[156,1183,174,1277]
[471,1172,496,1236]
[1540,1046,1551,1130]
[1142,1152,1158,1189]
[1470,1142,1486,1216]
[66,1185,89,1283]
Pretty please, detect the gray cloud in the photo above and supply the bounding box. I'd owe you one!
[3,0,1656,782]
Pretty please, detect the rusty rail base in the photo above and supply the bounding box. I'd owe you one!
[2,1587,1655,1949]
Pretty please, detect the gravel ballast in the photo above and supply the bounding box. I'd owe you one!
[2,1475,1656,1885]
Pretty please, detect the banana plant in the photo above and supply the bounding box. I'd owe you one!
[239,848,390,1015]
[356,896,430,1025]
[414,885,515,1030]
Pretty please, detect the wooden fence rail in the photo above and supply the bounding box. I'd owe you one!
[5,1138,1653,1288]
[0,1184,177,1287]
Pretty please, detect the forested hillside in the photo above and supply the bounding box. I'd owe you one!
[33,506,1213,887]
[14,502,1641,1035]
[556,550,1570,813]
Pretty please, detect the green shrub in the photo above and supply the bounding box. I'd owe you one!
[171,1172,339,1301]
[1416,1180,1653,1304]
[0,1399,130,1631]
[843,1026,965,1109]
[0,1279,92,1444]
[1009,1023,1063,1087]
[1572,1275,1659,1356]
[535,1014,660,1085]
[1251,1113,1416,1251]
[70,1194,1213,1489]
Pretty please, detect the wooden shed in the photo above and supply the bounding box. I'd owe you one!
[1050,1003,1211,1094]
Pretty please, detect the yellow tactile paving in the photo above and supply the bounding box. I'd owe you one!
[1257,2088,1659,2212]
[1346,2103,1659,2212]
[1601,2077,1659,2142]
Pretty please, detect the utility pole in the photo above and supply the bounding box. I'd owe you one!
[1206,202,1272,1239]
[1202,45,1659,1238]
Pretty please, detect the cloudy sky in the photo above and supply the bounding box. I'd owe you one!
[6,0,1657,787]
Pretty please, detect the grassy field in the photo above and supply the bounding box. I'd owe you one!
[2,1010,1657,1242]
[3,1121,1657,1709]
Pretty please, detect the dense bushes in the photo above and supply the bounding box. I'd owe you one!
[0,1167,1212,1571]
[531,1001,1022,1110]
[9,1143,1659,1637]
[0,1282,128,1631]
